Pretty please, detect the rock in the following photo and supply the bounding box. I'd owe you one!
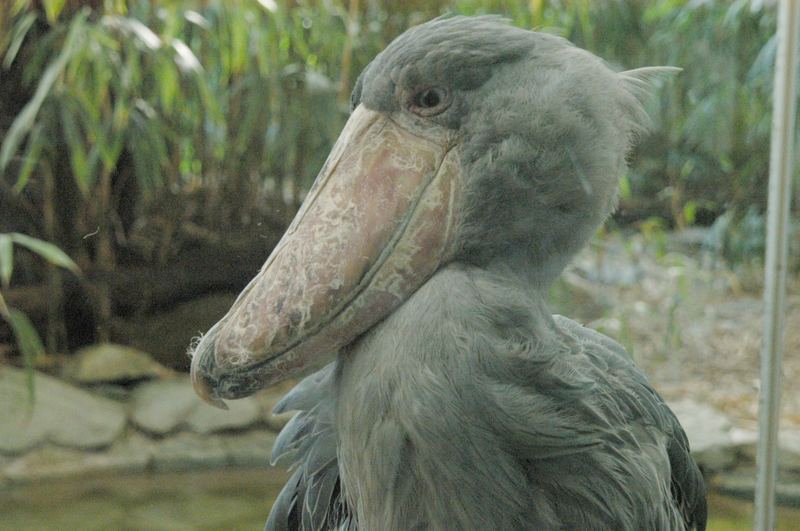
[65,343,171,384]
[667,227,713,252]
[103,431,156,471]
[87,383,132,401]
[732,428,800,471]
[715,468,757,499]
[729,427,758,467]
[0,367,126,454]
[574,252,642,286]
[220,430,277,467]
[1,433,154,482]
[780,430,800,471]
[151,432,228,471]
[132,378,263,435]
[715,468,800,506]
[131,379,198,435]
[668,398,736,471]
[1,446,86,482]
[187,397,261,434]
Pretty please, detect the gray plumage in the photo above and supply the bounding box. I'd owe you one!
[265,15,706,531]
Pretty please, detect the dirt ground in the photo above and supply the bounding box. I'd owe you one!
[562,232,799,431]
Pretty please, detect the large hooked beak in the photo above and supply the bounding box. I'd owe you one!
[190,105,462,407]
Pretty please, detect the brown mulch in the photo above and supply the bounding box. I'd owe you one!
[566,234,799,431]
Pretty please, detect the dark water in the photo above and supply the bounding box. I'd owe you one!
[1,468,798,530]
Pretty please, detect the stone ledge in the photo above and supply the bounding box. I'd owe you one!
[3,366,799,508]
[714,468,800,507]
[0,367,126,454]
[0,429,278,483]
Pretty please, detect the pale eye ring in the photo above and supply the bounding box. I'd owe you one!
[408,87,450,116]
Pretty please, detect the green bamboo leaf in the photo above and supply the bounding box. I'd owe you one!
[3,11,37,69]
[125,18,161,49]
[7,308,43,400]
[13,123,44,192]
[42,0,66,24]
[257,0,278,12]
[101,133,125,173]
[10,233,79,274]
[104,15,162,50]
[619,173,632,200]
[60,105,91,193]
[129,109,167,190]
[7,308,44,360]
[230,11,247,74]
[172,39,202,73]
[158,60,178,113]
[683,201,697,226]
[185,10,210,30]
[0,11,86,174]
[0,234,13,287]
[108,0,127,15]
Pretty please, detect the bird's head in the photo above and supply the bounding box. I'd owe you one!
[190,16,672,406]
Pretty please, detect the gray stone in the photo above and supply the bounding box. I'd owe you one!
[576,254,641,286]
[733,428,800,471]
[715,468,800,506]
[667,227,713,252]
[221,430,277,467]
[88,383,132,402]
[0,367,126,454]
[780,430,800,471]
[102,431,156,471]
[65,343,172,384]
[715,468,756,499]
[1,433,153,482]
[668,398,736,471]
[187,396,261,434]
[1,446,87,482]
[131,378,198,435]
[133,377,264,435]
[151,432,228,471]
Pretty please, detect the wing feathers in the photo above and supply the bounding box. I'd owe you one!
[266,363,351,531]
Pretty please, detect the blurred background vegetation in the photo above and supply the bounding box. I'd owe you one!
[0,0,793,372]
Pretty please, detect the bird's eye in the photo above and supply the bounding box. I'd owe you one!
[409,87,449,116]
[418,89,442,108]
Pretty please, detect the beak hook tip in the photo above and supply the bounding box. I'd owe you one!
[191,365,229,410]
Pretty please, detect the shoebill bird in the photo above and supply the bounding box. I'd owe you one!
[190,16,707,530]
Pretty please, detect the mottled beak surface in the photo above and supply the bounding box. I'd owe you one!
[190,105,462,405]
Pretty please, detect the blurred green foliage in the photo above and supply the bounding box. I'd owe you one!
[0,231,79,395]
[0,0,784,265]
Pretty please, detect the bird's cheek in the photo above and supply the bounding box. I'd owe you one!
[190,105,464,402]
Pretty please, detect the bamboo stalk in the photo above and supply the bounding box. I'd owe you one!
[95,166,114,343]
[754,1,799,529]
[42,161,66,355]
